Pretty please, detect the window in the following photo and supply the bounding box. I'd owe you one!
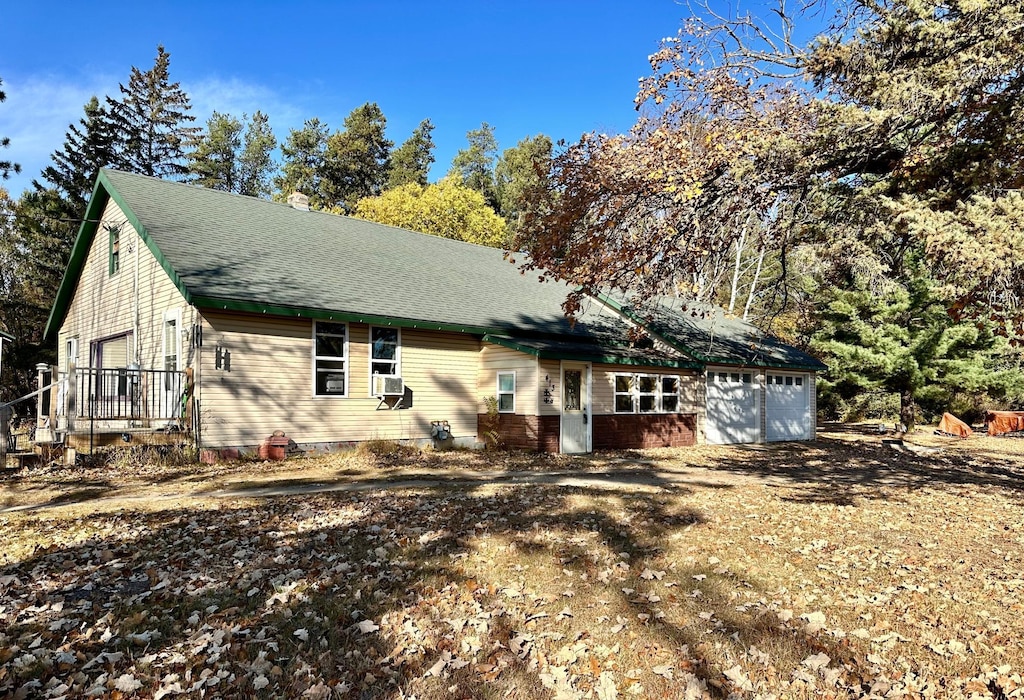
[497,371,515,413]
[313,321,348,396]
[615,373,681,413]
[370,326,400,379]
[638,374,658,413]
[614,374,635,413]
[108,226,121,276]
[661,376,680,412]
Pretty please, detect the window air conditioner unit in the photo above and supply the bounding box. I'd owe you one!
[372,374,405,397]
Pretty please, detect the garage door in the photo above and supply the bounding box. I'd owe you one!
[705,370,759,444]
[766,373,811,441]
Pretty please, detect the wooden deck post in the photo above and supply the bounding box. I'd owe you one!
[35,363,49,430]
[66,363,77,434]
[184,367,194,429]
[1,404,10,466]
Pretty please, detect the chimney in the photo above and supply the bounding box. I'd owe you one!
[287,192,310,211]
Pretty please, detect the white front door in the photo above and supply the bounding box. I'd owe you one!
[766,373,811,441]
[560,362,590,453]
[705,369,760,444]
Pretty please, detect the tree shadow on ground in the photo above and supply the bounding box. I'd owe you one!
[697,423,1024,505]
[0,479,859,698]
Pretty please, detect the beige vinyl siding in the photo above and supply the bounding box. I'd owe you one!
[199,312,481,447]
[56,198,195,373]
[538,359,561,416]
[478,343,538,415]
[591,364,701,416]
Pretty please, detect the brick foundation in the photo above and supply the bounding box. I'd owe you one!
[592,413,697,449]
[478,413,560,452]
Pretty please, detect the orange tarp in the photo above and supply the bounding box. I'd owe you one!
[985,410,1024,437]
[937,412,972,439]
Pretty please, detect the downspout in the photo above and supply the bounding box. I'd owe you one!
[134,226,141,366]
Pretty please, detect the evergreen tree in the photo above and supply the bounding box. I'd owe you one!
[321,103,392,212]
[811,261,1020,429]
[189,112,243,191]
[0,77,19,180]
[238,111,276,198]
[37,96,116,211]
[274,118,329,207]
[388,119,435,189]
[494,133,552,227]
[449,122,499,210]
[107,45,200,179]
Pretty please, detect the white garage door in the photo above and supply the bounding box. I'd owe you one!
[706,370,759,444]
[766,373,811,441]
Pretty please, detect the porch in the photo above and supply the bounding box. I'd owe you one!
[2,364,194,463]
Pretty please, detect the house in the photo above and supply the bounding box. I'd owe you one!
[42,169,825,458]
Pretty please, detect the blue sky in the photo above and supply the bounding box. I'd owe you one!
[0,1,751,198]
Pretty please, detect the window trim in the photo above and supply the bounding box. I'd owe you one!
[614,372,682,414]
[312,320,349,398]
[496,370,516,413]
[108,226,121,276]
[367,325,402,396]
[613,373,635,414]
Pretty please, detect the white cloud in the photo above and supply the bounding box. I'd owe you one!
[1,73,114,196]
[1,73,304,197]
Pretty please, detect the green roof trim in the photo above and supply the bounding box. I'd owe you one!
[483,334,703,369]
[44,170,194,341]
[193,295,497,336]
[594,293,712,363]
[0,329,13,342]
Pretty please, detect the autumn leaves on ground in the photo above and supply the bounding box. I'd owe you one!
[2,427,1023,699]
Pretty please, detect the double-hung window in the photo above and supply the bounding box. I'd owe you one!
[497,371,515,412]
[614,373,682,413]
[370,326,400,379]
[313,322,348,396]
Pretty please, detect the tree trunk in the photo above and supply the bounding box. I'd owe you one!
[899,389,916,432]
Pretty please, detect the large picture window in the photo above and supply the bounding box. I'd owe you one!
[313,321,348,396]
[370,326,400,379]
[613,373,682,414]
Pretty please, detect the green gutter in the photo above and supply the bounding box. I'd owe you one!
[194,296,498,336]
[0,329,13,342]
[483,334,702,369]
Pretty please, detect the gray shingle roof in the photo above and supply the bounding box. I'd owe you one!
[101,169,619,338]
[47,170,825,372]
[606,296,826,371]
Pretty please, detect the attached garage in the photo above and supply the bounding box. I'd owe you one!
[705,369,759,444]
[765,372,812,441]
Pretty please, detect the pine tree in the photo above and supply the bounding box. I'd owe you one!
[388,119,435,189]
[238,111,276,198]
[37,97,115,211]
[107,45,200,179]
[189,112,243,191]
[321,103,392,212]
[0,76,20,180]
[449,122,498,210]
[274,118,329,207]
[494,134,552,226]
[811,261,1018,429]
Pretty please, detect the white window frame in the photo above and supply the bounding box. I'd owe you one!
[312,321,349,398]
[613,373,635,414]
[368,325,401,396]
[637,373,660,413]
[496,371,516,413]
[614,372,683,414]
